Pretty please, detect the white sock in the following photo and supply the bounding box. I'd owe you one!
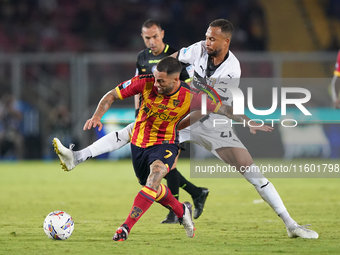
[74,122,134,164]
[243,164,295,227]
[89,122,133,157]
[74,148,92,165]
[278,210,296,227]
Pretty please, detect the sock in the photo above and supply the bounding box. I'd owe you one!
[122,186,156,232]
[243,164,294,227]
[279,210,296,227]
[155,184,184,218]
[88,122,133,157]
[165,168,180,200]
[73,148,92,165]
[178,171,202,199]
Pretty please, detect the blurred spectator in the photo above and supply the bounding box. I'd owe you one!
[46,103,73,158]
[0,0,268,53]
[0,94,24,159]
[241,0,268,51]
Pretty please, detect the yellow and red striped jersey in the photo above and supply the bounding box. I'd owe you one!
[115,75,221,148]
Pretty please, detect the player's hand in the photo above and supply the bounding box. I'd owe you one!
[83,116,103,131]
[248,121,274,134]
[334,99,340,109]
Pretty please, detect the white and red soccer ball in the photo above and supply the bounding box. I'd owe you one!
[43,211,74,240]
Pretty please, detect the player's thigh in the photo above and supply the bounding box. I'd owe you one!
[147,144,179,172]
[131,144,179,185]
[215,147,253,171]
[193,125,247,156]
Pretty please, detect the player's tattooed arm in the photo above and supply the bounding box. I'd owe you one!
[217,104,250,123]
[83,89,120,131]
[216,104,274,134]
[177,111,204,130]
[92,89,120,119]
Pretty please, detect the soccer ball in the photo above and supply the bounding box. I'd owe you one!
[43,211,74,240]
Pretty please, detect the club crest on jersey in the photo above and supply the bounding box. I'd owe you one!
[173,99,180,107]
[130,206,143,218]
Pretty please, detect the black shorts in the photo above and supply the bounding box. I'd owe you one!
[131,143,179,185]
[179,142,187,151]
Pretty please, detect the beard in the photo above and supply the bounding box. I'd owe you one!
[207,48,221,57]
[157,85,173,95]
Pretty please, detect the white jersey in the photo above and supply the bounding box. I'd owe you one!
[178,41,241,131]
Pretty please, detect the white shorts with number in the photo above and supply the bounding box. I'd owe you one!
[179,121,246,160]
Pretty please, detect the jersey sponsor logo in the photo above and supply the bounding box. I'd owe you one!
[143,106,179,121]
[149,103,169,110]
[157,104,168,110]
[130,206,143,218]
[164,150,173,159]
[122,80,131,88]
[149,59,161,64]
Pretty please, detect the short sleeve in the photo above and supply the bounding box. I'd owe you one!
[178,41,204,65]
[115,76,146,100]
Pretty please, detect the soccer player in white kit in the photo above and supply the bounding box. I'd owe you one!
[53,19,318,239]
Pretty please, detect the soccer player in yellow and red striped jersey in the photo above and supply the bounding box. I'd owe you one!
[115,74,205,148]
[83,56,269,241]
[331,50,340,109]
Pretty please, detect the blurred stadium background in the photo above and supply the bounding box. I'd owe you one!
[0,0,340,161]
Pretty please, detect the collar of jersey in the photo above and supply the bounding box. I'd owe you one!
[149,44,169,54]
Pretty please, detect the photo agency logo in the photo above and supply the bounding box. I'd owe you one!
[201,85,312,128]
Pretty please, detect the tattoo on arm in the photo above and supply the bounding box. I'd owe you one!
[93,89,120,119]
[217,104,249,123]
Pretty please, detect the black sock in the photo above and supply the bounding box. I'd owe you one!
[178,170,202,199]
[165,168,180,200]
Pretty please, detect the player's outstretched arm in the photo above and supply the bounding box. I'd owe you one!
[177,111,204,131]
[83,89,120,131]
[216,104,274,134]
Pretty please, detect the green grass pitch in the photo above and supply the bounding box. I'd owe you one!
[0,159,339,255]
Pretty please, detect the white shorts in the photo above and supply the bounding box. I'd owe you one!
[179,121,246,160]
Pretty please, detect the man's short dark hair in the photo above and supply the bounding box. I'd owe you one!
[142,19,162,32]
[209,19,234,36]
[156,57,182,76]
